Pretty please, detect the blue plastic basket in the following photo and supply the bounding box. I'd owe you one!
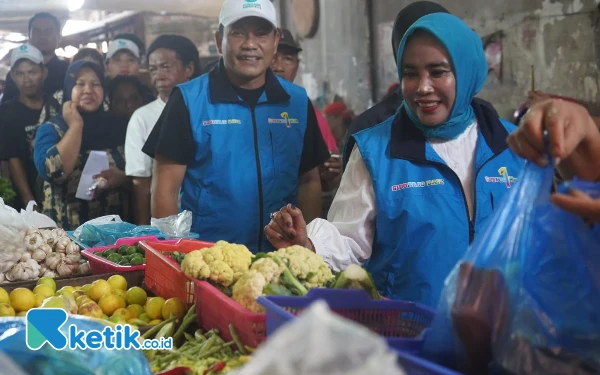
[394,350,464,375]
[258,289,435,355]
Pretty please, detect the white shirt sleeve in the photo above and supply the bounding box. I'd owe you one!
[306,145,377,271]
[125,110,153,177]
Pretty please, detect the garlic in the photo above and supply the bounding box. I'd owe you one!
[45,252,64,271]
[56,260,77,276]
[42,269,58,278]
[0,273,4,283]
[55,237,70,253]
[25,228,41,237]
[11,251,22,263]
[54,228,67,238]
[65,242,79,255]
[39,263,48,276]
[38,244,53,255]
[42,230,57,248]
[24,232,44,250]
[76,262,90,275]
[20,251,32,262]
[31,248,47,262]
[6,262,37,281]
[0,261,14,273]
[65,252,81,264]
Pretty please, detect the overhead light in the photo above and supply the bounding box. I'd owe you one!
[68,0,85,12]
[62,20,92,36]
[4,33,27,43]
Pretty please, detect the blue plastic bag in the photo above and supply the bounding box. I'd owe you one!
[423,161,600,375]
[0,317,152,375]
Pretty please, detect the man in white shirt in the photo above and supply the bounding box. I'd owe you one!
[125,35,201,224]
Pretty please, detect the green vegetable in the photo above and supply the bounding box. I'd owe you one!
[107,253,122,263]
[271,255,308,296]
[142,317,176,340]
[102,249,116,258]
[332,264,382,299]
[263,283,292,296]
[0,178,16,205]
[172,302,197,346]
[118,245,129,255]
[130,257,144,266]
[228,324,247,355]
[126,246,138,255]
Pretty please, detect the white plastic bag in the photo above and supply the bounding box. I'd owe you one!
[72,215,122,239]
[150,210,192,238]
[20,201,57,228]
[231,301,406,375]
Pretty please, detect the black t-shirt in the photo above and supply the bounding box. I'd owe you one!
[143,87,329,175]
[0,98,60,207]
[2,55,69,105]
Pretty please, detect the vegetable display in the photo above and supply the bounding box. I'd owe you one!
[94,243,146,266]
[330,264,383,299]
[0,227,88,282]
[145,302,250,375]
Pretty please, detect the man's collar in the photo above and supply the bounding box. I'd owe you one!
[208,58,290,104]
[389,100,510,161]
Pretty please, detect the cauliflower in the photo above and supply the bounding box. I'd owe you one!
[274,245,334,288]
[232,270,267,313]
[180,241,253,287]
[232,255,308,313]
[250,257,285,284]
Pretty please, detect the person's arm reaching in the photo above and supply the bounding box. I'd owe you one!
[8,158,35,205]
[133,177,152,224]
[265,146,377,271]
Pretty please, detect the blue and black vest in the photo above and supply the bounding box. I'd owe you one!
[178,63,308,252]
[354,101,524,307]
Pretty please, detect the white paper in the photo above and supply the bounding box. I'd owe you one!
[76,151,109,201]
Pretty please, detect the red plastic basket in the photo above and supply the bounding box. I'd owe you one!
[82,236,171,274]
[194,279,266,348]
[140,239,215,306]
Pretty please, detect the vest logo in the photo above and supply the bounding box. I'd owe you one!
[268,112,299,128]
[485,167,517,188]
[202,119,241,126]
[391,179,445,191]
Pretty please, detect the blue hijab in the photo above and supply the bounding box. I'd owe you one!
[50,60,126,150]
[396,13,488,140]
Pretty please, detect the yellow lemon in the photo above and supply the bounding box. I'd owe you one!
[161,298,187,320]
[81,284,92,294]
[112,289,127,299]
[145,297,165,320]
[16,311,27,317]
[88,280,112,302]
[148,319,163,325]
[55,289,74,300]
[33,285,55,299]
[57,286,75,294]
[0,287,9,305]
[0,303,15,317]
[98,294,126,316]
[107,275,127,291]
[9,288,36,312]
[109,314,127,324]
[34,294,45,307]
[78,302,103,318]
[126,304,144,319]
[112,307,132,321]
[125,287,147,306]
[138,313,151,323]
[36,277,57,293]
[76,295,93,306]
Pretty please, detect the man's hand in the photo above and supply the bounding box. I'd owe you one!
[62,101,83,128]
[526,90,551,107]
[93,168,129,190]
[319,155,342,191]
[551,188,600,223]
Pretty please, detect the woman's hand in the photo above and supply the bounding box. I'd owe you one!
[93,168,129,191]
[320,155,342,192]
[526,90,551,107]
[264,204,313,250]
[62,101,83,129]
[551,187,600,223]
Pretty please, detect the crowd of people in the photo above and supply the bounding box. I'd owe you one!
[0,0,599,306]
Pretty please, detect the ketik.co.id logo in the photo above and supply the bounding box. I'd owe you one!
[26,308,145,350]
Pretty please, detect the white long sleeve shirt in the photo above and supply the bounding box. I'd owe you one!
[307,122,479,271]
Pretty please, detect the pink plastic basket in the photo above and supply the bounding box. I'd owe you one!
[82,236,176,274]
[194,279,266,348]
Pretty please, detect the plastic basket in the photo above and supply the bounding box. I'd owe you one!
[257,289,435,355]
[394,350,463,375]
[194,279,266,348]
[140,239,215,306]
[81,236,171,274]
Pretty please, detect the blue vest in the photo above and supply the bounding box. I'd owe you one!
[177,65,308,252]
[354,102,524,307]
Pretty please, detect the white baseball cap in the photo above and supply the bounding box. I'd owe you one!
[106,39,140,61]
[10,44,44,68]
[219,0,278,29]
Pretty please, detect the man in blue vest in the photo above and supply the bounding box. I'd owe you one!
[142,0,330,252]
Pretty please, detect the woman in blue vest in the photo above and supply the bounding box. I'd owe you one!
[265,13,525,307]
